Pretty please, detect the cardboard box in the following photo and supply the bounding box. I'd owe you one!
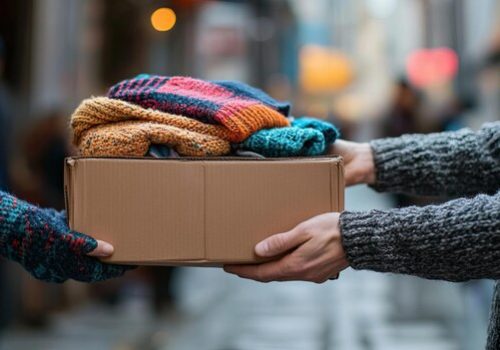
[64,157,344,266]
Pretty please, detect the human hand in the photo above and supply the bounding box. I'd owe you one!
[224,213,349,283]
[328,140,376,186]
[40,208,115,258]
[0,192,133,283]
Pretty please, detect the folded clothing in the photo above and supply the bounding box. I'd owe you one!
[291,117,339,145]
[148,145,180,158]
[239,117,340,157]
[107,75,291,142]
[77,121,230,158]
[72,97,237,144]
[72,77,341,158]
[148,144,266,159]
[72,97,231,157]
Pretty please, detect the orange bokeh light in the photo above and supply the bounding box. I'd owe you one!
[299,45,354,93]
[151,8,176,32]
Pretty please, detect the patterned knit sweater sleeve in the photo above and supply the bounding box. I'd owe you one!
[369,122,500,196]
[0,190,131,283]
[340,122,500,282]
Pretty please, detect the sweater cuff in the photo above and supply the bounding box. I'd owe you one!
[368,136,418,193]
[340,210,373,271]
[339,210,396,272]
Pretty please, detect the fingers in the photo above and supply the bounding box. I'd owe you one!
[255,228,309,257]
[73,260,132,283]
[86,240,114,257]
[224,257,295,282]
[91,263,131,281]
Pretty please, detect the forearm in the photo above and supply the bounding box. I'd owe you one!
[340,191,500,282]
[370,122,500,196]
[0,191,40,261]
[0,192,24,247]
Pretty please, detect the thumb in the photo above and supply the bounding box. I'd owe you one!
[255,228,308,257]
[87,240,114,257]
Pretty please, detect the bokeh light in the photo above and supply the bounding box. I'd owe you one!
[406,47,459,88]
[151,7,177,32]
[299,45,354,93]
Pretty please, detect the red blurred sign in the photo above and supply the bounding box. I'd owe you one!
[406,48,459,88]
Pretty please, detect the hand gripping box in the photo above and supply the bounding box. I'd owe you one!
[64,157,344,266]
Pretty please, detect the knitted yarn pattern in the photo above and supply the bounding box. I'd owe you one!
[107,75,291,142]
[292,117,339,145]
[0,191,130,283]
[240,117,340,157]
[72,98,231,157]
[369,123,500,196]
[339,122,500,349]
[341,191,500,281]
[73,97,237,143]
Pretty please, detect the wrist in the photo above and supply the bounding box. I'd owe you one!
[339,210,379,270]
[358,143,376,185]
[335,215,350,270]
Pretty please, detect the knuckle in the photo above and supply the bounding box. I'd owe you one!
[305,272,327,284]
[303,272,315,282]
[313,277,328,284]
[273,233,288,251]
[297,224,314,241]
[295,222,310,233]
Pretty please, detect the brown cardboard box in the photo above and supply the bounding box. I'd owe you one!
[64,157,344,266]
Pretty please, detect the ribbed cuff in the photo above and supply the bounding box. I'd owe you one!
[369,137,413,193]
[339,210,392,272]
[340,191,500,281]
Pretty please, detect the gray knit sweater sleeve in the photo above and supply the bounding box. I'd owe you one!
[341,191,500,281]
[340,122,500,282]
[369,122,500,196]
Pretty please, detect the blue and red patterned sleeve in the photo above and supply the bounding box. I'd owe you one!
[0,190,131,283]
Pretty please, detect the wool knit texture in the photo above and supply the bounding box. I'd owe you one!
[339,122,500,349]
[107,74,291,142]
[240,117,340,157]
[72,97,231,157]
[0,191,130,283]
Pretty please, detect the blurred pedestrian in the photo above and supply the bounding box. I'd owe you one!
[21,111,70,209]
[383,78,421,138]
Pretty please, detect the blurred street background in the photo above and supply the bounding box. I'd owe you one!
[0,0,499,349]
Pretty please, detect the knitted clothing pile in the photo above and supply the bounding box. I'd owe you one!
[71,75,340,158]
